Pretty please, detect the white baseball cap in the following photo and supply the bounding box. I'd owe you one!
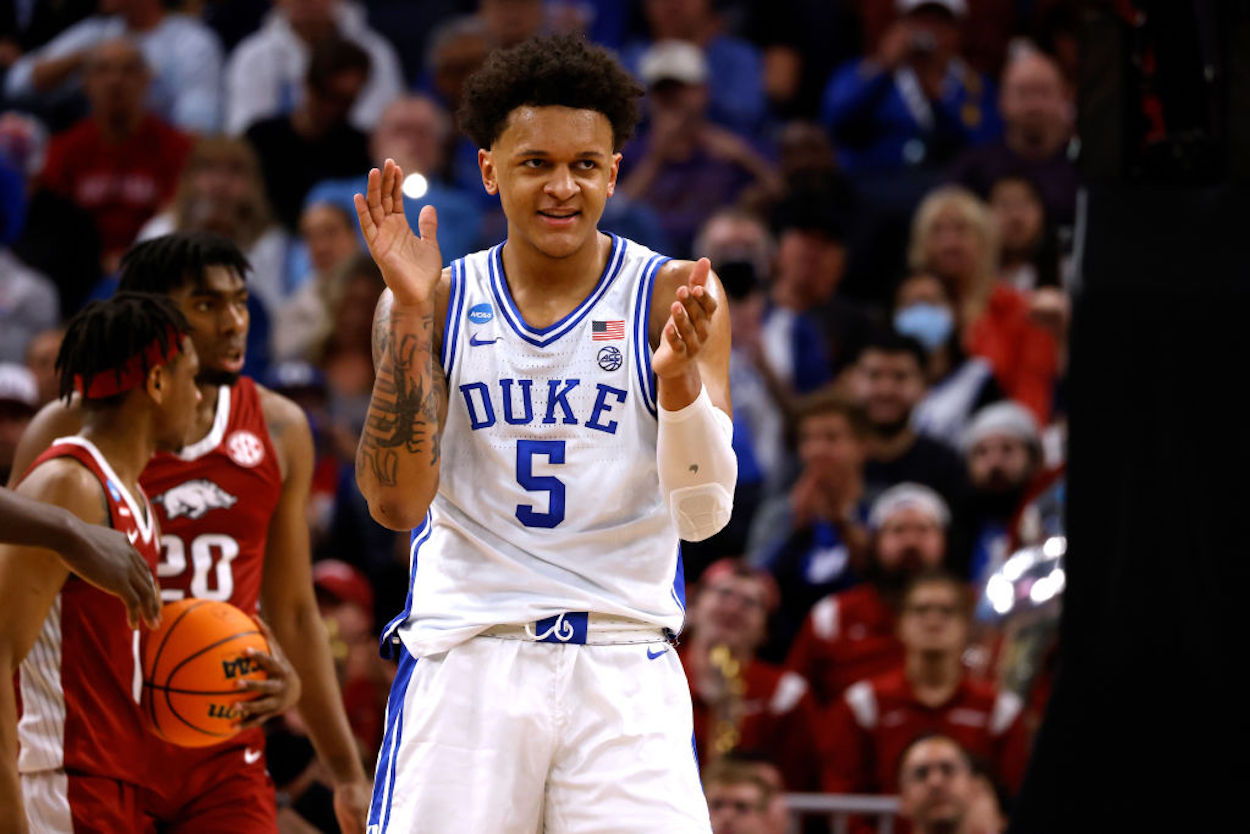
[638,40,708,87]
[869,482,951,530]
[961,401,1040,453]
[896,0,967,17]
[0,363,38,411]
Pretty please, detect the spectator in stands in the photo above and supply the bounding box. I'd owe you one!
[0,232,57,364]
[897,734,988,834]
[957,401,1042,584]
[244,36,373,231]
[747,392,870,654]
[908,185,1057,423]
[850,332,968,509]
[702,758,777,834]
[0,362,37,483]
[770,187,874,378]
[0,111,100,316]
[821,571,1031,796]
[303,93,484,264]
[681,559,824,792]
[421,15,491,114]
[477,0,545,48]
[989,173,1059,292]
[894,272,1002,446]
[40,39,191,271]
[820,0,1000,173]
[620,40,780,258]
[137,136,290,319]
[947,44,1076,226]
[621,0,767,136]
[225,0,403,135]
[274,201,361,362]
[4,0,222,133]
[311,251,382,435]
[787,483,950,706]
[22,327,63,406]
[1,0,93,73]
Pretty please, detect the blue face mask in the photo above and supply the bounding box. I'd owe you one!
[894,303,954,352]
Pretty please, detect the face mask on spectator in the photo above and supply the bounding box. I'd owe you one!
[894,303,954,352]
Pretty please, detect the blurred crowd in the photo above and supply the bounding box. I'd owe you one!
[2,0,1079,831]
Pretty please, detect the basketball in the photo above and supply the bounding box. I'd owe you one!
[140,598,269,748]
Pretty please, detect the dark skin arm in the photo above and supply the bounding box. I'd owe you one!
[255,388,370,834]
[0,460,104,834]
[5,402,160,627]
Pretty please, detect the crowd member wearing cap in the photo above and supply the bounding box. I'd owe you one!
[0,364,38,483]
[851,331,969,510]
[821,571,1031,799]
[619,39,780,258]
[954,401,1043,583]
[620,0,767,136]
[747,390,870,657]
[786,482,950,706]
[819,0,1001,174]
[680,559,824,793]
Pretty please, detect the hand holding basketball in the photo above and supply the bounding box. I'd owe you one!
[354,158,442,308]
[232,618,301,730]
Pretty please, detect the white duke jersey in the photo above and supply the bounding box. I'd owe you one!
[384,234,690,659]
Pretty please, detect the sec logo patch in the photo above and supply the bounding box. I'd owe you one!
[226,430,265,468]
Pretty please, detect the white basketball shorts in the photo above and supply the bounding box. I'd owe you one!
[366,622,711,833]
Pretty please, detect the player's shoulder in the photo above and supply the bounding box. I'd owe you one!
[19,454,106,523]
[253,383,311,440]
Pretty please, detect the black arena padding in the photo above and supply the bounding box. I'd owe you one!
[1008,183,1250,833]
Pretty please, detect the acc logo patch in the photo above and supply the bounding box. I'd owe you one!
[154,479,238,520]
[597,345,623,372]
[225,430,265,468]
[468,303,494,324]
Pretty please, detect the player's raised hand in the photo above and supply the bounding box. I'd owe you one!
[353,158,442,307]
[234,618,302,729]
[61,517,162,630]
[652,257,719,381]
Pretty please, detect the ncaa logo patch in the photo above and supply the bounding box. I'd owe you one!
[225,430,265,468]
[597,345,623,372]
[468,303,494,324]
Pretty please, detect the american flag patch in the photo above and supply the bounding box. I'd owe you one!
[592,320,625,341]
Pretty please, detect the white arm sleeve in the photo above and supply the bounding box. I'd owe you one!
[656,384,737,542]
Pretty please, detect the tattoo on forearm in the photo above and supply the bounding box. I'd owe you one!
[358,304,446,487]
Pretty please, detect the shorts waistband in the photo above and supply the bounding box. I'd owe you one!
[480,612,669,646]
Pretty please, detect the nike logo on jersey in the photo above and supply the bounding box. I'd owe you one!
[469,335,499,346]
[126,529,139,545]
[153,479,238,520]
[646,646,668,660]
[244,748,262,765]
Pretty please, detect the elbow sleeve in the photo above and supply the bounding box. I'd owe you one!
[656,385,737,541]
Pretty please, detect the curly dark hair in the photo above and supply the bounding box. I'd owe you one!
[458,35,643,151]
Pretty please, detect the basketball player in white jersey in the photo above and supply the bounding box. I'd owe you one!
[353,35,736,833]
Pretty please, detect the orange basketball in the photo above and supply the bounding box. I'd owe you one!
[140,598,269,748]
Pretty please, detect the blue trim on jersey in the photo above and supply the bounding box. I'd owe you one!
[442,259,466,377]
[368,644,417,832]
[378,513,432,660]
[632,254,669,418]
[671,544,687,612]
[487,234,628,347]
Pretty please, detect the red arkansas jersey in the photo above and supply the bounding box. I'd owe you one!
[142,377,281,614]
[821,668,1030,795]
[16,437,161,784]
[786,584,904,707]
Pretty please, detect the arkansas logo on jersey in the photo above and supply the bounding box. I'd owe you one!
[154,479,238,520]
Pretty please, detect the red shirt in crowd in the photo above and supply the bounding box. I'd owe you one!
[787,584,904,708]
[681,649,825,791]
[42,114,191,261]
[821,668,1031,795]
[966,283,1057,424]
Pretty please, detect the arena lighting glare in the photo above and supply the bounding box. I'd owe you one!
[403,172,429,200]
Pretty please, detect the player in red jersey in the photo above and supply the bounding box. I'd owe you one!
[0,293,201,833]
[11,234,370,832]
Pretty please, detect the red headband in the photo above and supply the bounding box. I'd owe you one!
[74,327,184,400]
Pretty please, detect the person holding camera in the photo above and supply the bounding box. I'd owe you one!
[819,0,1001,173]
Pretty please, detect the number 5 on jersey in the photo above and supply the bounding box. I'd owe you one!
[516,440,565,528]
